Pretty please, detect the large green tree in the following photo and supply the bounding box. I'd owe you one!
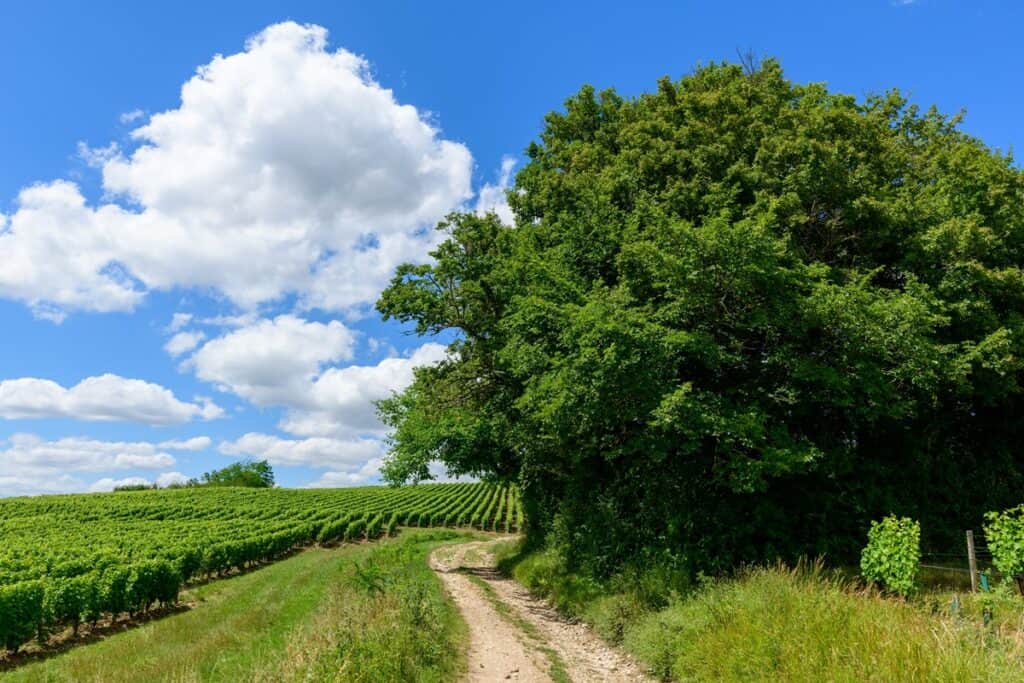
[377,60,1024,575]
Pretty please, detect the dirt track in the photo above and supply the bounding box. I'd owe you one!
[429,539,653,682]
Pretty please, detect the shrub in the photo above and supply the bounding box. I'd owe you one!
[0,580,44,652]
[510,546,603,615]
[365,513,384,540]
[79,573,104,626]
[585,593,648,645]
[43,574,94,634]
[151,560,182,606]
[318,516,350,544]
[385,512,399,537]
[176,549,203,582]
[345,519,367,542]
[97,566,130,617]
[860,516,920,597]
[201,544,229,576]
[126,560,181,614]
[984,505,1024,585]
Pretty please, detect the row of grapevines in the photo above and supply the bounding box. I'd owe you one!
[0,482,521,653]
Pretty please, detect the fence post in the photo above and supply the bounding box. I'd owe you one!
[966,530,979,593]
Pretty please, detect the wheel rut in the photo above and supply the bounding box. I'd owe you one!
[429,538,653,682]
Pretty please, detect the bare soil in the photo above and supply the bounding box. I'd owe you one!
[430,539,653,683]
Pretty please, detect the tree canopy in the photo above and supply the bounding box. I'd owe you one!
[377,60,1024,575]
[199,460,275,489]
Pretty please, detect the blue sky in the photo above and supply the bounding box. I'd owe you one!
[0,1,1020,495]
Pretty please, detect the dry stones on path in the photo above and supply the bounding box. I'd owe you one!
[430,539,653,683]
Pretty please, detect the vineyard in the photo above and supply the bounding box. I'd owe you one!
[0,482,520,654]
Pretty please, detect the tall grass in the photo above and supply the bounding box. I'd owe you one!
[268,529,469,682]
[627,563,1023,681]
[502,543,1024,682]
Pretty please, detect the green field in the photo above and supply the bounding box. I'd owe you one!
[2,529,474,682]
[0,483,519,656]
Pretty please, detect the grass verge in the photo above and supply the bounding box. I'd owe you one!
[3,529,475,683]
[499,542,1024,682]
[268,528,473,682]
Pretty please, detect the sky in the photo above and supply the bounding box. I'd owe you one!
[0,1,1021,496]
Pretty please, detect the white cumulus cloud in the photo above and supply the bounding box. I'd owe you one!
[306,459,384,488]
[157,436,212,451]
[87,470,193,492]
[185,315,445,438]
[0,21,473,320]
[0,435,207,497]
[279,342,449,438]
[475,155,516,225]
[219,433,386,471]
[1,434,181,471]
[191,318,448,479]
[187,315,356,405]
[0,374,223,424]
[164,330,206,357]
[156,471,191,487]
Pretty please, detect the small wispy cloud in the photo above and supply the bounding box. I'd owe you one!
[120,108,145,124]
[76,141,121,169]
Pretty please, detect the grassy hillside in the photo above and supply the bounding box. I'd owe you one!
[3,529,473,682]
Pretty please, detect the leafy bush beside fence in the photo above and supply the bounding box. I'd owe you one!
[860,516,920,597]
[984,505,1024,588]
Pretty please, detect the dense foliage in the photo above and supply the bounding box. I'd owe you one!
[984,505,1024,579]
[0,483,517,653]
[500,539,1024,682]
[108,460,277,491]
[859,516,920,597]
[377,59,1024,576]
[199,459,276,488]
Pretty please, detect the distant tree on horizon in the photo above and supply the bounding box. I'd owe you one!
[113,483,157,492]
[199,459,275,488]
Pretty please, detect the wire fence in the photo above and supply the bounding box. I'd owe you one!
[919,563,973,574]
[918,531,1005,589]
